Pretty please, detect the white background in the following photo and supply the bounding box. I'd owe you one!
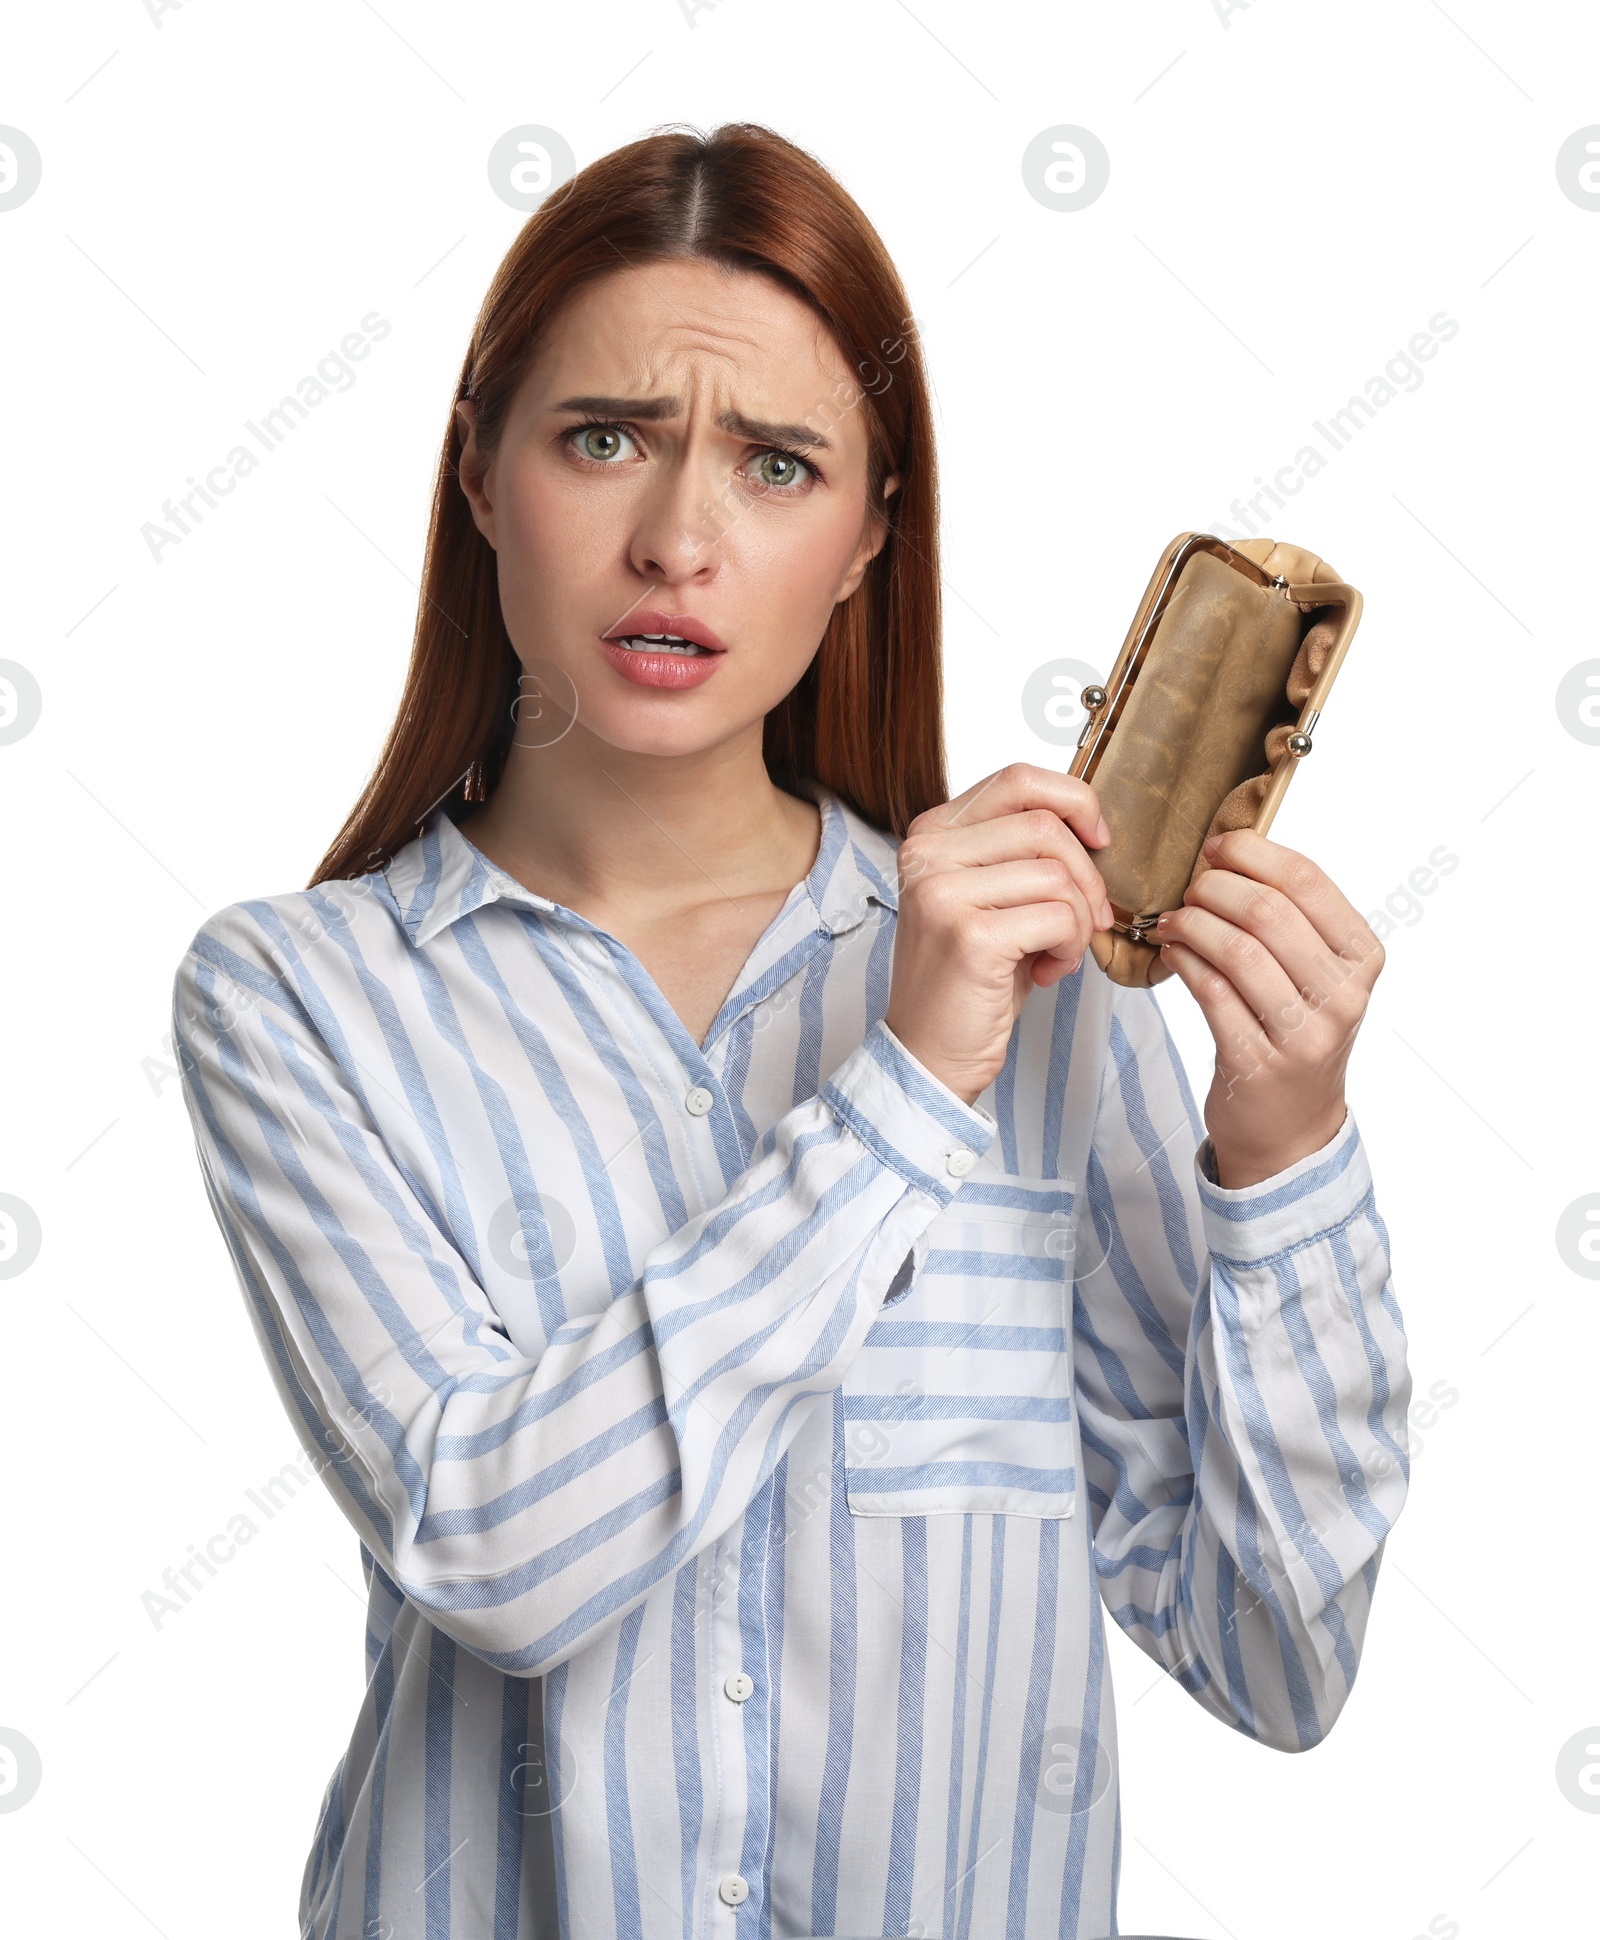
[3,1,1595,1935]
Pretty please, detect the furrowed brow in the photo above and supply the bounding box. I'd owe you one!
[551,395,832,453]
[718,409,832,453]
[553,395,681,421]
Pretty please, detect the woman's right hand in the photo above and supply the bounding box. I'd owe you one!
[884,764,1114,1108]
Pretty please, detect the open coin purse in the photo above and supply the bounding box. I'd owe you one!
[1068,533,1363,988]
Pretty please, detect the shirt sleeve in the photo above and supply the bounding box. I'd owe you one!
[1070,978,1413,1752]
[172,908,994,1678]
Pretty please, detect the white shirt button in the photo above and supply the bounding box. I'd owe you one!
[945,1148,977,1178]
[685,1085,715,1117]
[718,1873,749,1906]
[723,1670,754,1703]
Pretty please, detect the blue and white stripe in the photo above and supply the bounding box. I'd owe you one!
[172,787,1412,1939]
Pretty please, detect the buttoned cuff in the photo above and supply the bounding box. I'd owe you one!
[820,1020,996,1209]
[1195,1109,1373,1267]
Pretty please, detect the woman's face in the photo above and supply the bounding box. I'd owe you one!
[456,258,897,761]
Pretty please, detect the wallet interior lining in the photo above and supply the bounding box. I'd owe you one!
[1196,602,1346,858]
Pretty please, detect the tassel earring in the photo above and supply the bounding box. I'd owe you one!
[463,758,486,802]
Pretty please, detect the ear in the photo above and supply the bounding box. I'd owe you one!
[834,473,902,605]
[455,398,498,552]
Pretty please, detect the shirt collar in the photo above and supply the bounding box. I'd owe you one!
[798,783,900,936]
[384,787,898,951]
[384,807,540,948]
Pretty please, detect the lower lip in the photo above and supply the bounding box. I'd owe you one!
[599,638,725,690]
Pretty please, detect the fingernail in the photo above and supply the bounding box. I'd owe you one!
[1095,815,1110,846]
[1099,898,1113,928]
[1202,834,1222,856]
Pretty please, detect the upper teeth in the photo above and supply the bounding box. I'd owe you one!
[620,632,699,651]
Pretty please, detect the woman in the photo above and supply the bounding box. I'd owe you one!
[173,123,1411,1940]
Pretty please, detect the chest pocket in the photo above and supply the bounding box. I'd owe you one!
[842,1177,1078,1518]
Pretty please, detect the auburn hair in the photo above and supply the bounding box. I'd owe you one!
[309,121,947,886]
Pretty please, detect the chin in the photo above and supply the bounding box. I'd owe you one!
[579,697,758,761]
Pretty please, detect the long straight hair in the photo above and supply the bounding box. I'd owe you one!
[310,122,946,886]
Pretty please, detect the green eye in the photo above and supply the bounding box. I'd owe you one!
[752,449,808,490]
[577,425,626,461]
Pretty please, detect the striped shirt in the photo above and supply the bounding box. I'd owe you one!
[171,786,1412,1940]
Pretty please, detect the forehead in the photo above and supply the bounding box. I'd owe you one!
[526,258,855,408]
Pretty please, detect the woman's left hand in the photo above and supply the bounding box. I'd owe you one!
[1153,827,1385,1189]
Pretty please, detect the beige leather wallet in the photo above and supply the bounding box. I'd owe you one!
[1068,533,1362,988]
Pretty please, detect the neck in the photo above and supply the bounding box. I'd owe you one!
[457,721,821,918]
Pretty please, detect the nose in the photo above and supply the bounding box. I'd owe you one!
[625,445,728,589]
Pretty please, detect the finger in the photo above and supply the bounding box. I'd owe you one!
[1180,865,1374,1017]
[1036,883,1096,961]
[917,762,1109,855]
[980,898,1095,965]
[916,861,1093,966]
[1157,937,1272,1064]
[1198,830,1382,976]
[1031,947,1086,989]
[901,809,1112,925]
[1157,903,1301,1034]
[934,859,1095,956]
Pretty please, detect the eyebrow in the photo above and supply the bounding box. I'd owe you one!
[551,395,834,453]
